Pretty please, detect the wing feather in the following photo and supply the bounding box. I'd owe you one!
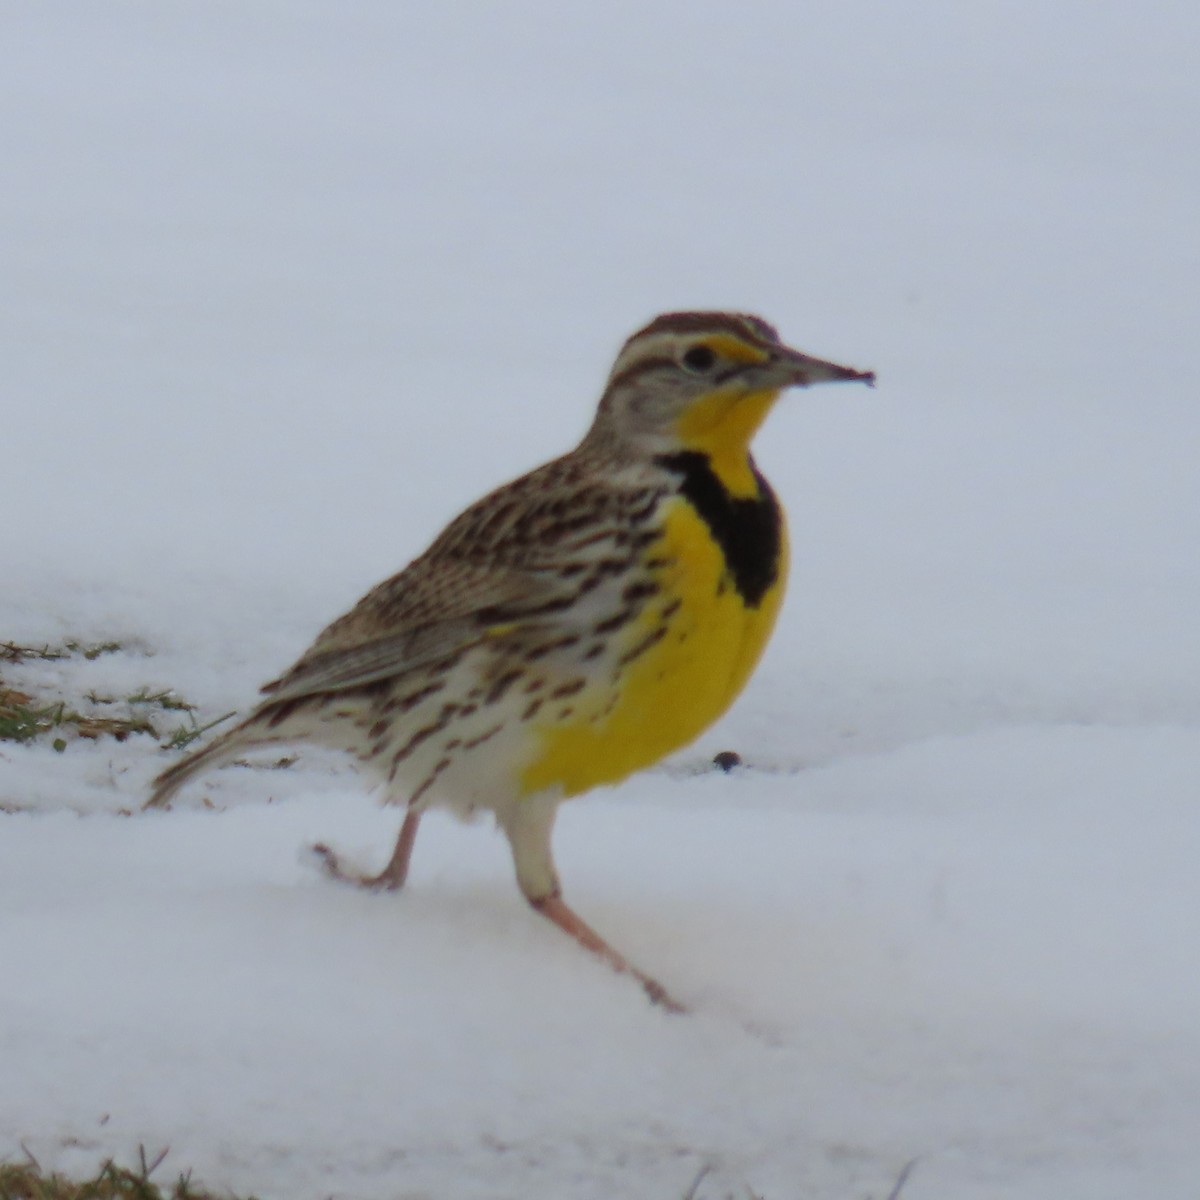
[258,450,660,705]
[260,562,575,702]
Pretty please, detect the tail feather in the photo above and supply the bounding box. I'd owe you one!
[144,717,264,809]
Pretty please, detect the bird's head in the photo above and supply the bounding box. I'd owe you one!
[588,311,874,459]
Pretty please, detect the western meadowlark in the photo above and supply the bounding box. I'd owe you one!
[147,311,873,1010]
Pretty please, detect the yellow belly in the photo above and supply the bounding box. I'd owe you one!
[520,497,787,798]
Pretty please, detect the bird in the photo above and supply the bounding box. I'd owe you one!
[146,311,874,1010]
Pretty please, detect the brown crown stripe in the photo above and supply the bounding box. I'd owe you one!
[623,311,781,349]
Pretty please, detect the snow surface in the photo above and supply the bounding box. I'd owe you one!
[3,3,1199,1197]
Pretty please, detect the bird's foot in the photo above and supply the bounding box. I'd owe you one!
[639,974,688,1015]
[311,809,421,892]
[310,842,407,891]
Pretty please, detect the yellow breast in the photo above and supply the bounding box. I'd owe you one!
[520,491,788,798]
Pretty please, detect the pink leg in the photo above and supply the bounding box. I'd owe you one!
[313,808,421,892]
[530,892,687,1013]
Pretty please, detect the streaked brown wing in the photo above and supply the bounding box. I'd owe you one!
[260,561,570,703]
[259,451,653,705]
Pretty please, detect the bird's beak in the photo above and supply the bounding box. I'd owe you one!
[774,345,876,389]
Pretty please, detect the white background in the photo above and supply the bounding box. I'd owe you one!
[2,4,1199,1197]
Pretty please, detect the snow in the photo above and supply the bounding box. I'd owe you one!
[3,3,1199,1197]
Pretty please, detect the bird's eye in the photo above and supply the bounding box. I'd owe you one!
[680,345,717,373]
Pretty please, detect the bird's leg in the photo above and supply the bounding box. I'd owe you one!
[528,892,687,1013]
[313,807,421,892]
[503,793,686,1013]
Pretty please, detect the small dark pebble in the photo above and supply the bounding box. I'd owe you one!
[712,750,743,772]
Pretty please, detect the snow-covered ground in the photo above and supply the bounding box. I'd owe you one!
[3,4,1199,1197]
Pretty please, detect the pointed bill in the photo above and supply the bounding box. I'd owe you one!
[777,346,876,388]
